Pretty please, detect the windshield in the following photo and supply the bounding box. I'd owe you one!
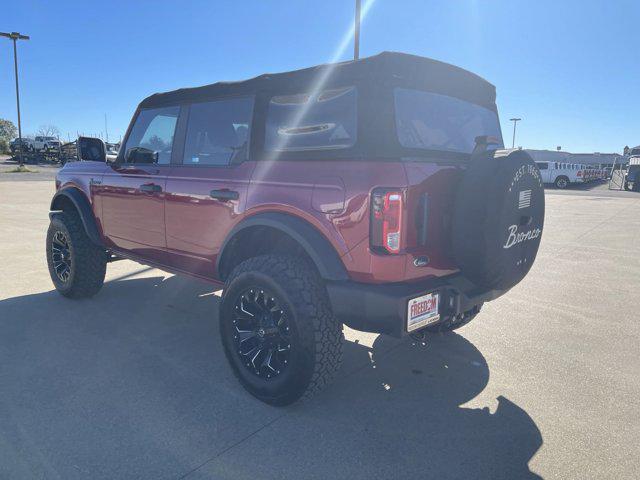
[394,88,503,154]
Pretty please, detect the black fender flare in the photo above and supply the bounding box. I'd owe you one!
[217,212,349,282]
[49,188,104,247]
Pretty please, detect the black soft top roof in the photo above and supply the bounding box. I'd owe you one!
[139,51,497,109]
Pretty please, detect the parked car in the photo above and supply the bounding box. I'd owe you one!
[33,136,61,152]
[535,161,591,188]
[624,156,640,191]
[46,52,545,405]
[9,137,34,153]
[45,140,61,152]
[105,142,119,162]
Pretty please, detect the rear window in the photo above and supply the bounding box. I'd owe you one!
[394,88,503,154]
[265,87,357,152]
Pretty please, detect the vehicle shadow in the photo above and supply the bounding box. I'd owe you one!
[0,273,542,480]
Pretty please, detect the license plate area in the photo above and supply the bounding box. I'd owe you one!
[407,292,440,332]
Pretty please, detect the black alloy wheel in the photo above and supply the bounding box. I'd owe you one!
[219,254,344,406]
[51,231,72,283]
[46,212,107,298]
[231,288,291,379]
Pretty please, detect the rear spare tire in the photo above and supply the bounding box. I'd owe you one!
[451,149,545,292]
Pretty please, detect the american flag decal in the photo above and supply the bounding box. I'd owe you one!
[518,190,532,209]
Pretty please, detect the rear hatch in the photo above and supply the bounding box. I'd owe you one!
[379,87,504,283]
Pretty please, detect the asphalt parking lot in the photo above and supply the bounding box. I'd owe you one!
[1,176,639,480]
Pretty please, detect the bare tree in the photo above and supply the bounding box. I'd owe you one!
[36,124,61,138]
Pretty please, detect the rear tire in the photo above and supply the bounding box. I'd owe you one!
[46,212,107,298]
[555,176,569,189]
[219,254,343,406]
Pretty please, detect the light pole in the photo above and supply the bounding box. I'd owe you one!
[354,0,361,60]
[0,31,30,166]
[509,117,521,149]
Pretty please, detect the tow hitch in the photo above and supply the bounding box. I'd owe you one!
[409,329,429,346]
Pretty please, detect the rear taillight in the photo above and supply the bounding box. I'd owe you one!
[371,189,403,254]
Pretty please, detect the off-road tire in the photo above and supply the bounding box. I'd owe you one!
[451,149,545,291]
[555,176,569,189]
[219,254,343,406]
[46,212,107,298]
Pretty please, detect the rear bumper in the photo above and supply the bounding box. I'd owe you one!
[326,274,506,337]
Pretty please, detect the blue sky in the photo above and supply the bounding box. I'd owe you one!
[2,0,638,152]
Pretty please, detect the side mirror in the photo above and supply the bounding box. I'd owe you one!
[78,137,106,162]
[125,147,158,164]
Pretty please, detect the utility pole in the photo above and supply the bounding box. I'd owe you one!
[509,117,521,149]
[354,0,361,60]
[104,114,109,143]
[0,31,30,166]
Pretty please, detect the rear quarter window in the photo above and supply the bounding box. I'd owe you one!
[394,88,503,154]
[265,86,357,152]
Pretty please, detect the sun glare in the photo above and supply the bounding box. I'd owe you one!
[262,0,378,162]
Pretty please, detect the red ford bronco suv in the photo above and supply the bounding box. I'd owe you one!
[46,52,545,405]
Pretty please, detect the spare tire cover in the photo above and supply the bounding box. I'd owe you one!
[451,149,545,291]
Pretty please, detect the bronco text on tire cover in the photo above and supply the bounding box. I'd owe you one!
[451,149,545,292]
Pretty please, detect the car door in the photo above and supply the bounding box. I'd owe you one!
[98,106,180,265]
[164,96,255,278]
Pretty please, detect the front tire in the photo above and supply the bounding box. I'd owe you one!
[219,254,343,406]
[46,212,107,298]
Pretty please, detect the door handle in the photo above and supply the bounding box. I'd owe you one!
[210,189,239,201]
[140,183,162,193]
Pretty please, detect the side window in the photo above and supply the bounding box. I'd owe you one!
[182,97,254,166]
[535,162,548,170]
[123,106,179,165]
[265,86,357,152]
